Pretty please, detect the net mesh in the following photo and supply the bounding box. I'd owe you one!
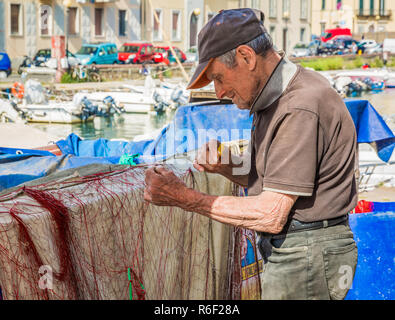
[0,164,262,300]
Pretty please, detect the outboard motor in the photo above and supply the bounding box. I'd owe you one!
[79,97,98,120]
[363,78,384,92]
[170,87,188,109]
[102,95,124,115]
[153,91,169,114]
[346,82,363,97]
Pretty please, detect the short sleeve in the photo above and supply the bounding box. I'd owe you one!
[262,108,320,196]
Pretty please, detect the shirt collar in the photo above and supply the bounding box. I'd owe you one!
[249,51,298,115]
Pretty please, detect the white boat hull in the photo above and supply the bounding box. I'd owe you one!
[81,91,155,114]
[22,102,93,124]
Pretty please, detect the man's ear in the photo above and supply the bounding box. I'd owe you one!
[236,45,257,71]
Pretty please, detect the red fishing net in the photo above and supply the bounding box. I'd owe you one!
[0,164,262,300]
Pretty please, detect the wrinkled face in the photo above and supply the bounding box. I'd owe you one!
[205,57,258,110]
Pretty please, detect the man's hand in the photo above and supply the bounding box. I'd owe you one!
[144,166,188,206]
[193,139,249,187]
[193,139,230,174]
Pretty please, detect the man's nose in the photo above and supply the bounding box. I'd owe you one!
[214,84,227,99]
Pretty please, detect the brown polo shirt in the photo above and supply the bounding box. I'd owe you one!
[247,55,357,222]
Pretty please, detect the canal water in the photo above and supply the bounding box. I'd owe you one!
[29,110,175,142]
[29,89,395,143]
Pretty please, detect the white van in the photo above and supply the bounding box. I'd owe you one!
[383,38,395,53]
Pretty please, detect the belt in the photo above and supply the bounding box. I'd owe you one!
[279,214,349,235]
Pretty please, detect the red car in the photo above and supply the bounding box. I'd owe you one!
[321,28,352,43]
[118,42,155,64]
[153,46,187,65]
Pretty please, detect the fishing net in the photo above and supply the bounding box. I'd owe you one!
[0,162,262,300]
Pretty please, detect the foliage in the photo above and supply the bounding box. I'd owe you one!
[299,55,393,71]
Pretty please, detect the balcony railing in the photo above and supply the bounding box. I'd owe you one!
[356,9,392,18]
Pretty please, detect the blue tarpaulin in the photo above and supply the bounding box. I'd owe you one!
[346,210,395,300]
[56,99,395,162]
[345,99,395,162]
[0,99,394,192]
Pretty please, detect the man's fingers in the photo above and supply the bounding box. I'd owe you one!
[193,161,205,172]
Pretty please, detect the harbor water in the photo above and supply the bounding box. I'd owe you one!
[29,110,176,142]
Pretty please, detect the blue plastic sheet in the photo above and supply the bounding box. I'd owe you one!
[0,152,118,192]
[346,210,395,300]
[345,99,395,162]
[56,133,153,159]
[55,100,395,162]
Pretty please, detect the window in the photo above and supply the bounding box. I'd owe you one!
[379,0,385,15]
[10,3,22,35]
[190,12,198,47]
[270,25,276,45]
[359,0,364,15]
[320,22,326,35]
[153,9,162,41]
[322,0,326,10]
[67,7,78,35]
[95,8,103,36]
[370,0,374,15]
[269,0,277,18]
[283,28,288,52]
[300,28,305,42]
[171,10,181,41]
[251,0,259,8]
[300,0,307,19]
[40,5,52,36]
[282,0,290,19]
[119,10,126,37]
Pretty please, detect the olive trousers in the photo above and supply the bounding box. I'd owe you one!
[258,223,358,300]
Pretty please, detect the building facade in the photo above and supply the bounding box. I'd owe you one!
[262,0,312,52]
[311,0,395,41]
[1,0,143,59]
[0,0,312,62]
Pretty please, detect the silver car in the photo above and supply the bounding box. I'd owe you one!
[291,43,312,57]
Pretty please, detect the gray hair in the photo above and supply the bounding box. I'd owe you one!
[218,31,273,68]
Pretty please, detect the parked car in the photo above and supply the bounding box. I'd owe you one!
[357,39,377,53]
[118,42,154,64]
[317,40,340,56]
[45,51,80,69]
[76,43,118,65]
[332,36,359,54]
[153,46,187,64]
[0,52,12,78]
[321,28,352,42]
[290,43,312,57]
[365,43,383,54]
[315,36,357,56]
[18,49,80,73]
[33,48,52,65]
